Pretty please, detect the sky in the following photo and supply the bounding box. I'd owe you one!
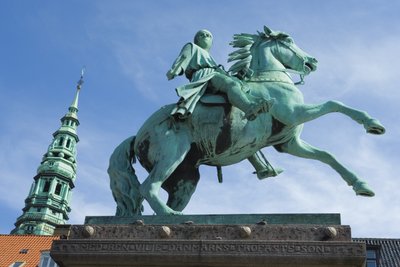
[0,0,399,238]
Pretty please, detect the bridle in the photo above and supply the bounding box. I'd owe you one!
[248,38,309,85]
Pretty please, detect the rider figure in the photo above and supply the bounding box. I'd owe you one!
[167,29,282,179]
[167,29,269,121]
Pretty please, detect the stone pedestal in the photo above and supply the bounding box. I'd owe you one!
[50,214,366,267]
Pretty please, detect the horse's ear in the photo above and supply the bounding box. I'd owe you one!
[263,26,272,35]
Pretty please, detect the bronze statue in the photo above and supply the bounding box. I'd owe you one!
[108,26,385,216]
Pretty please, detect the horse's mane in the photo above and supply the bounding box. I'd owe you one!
[228,26,291,79]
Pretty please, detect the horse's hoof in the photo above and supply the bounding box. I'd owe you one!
[352,181,375,197]
[170,210,184,215]
[365,119,385,135]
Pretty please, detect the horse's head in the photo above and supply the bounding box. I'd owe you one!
[265,27,318,76]
[229,26,318,80]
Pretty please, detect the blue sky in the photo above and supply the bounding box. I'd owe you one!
[0,0,399,238]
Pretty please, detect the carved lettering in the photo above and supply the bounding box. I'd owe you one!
[55,241,364,258]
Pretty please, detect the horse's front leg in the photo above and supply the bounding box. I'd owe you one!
[271,100,385,134]
[277,136,375,196]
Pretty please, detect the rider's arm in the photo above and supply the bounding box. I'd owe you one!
[166,43,192,80]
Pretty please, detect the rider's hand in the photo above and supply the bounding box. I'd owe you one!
[166,70,175,80]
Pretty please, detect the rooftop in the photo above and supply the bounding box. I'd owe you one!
[354,238,400,267]
[0,234,59,267]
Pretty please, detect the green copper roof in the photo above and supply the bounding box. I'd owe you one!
[11,71,84,236]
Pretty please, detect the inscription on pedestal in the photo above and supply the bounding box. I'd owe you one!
[53,240,364,257]
[51,215,366,267]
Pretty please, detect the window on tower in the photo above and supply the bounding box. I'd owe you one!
[26,225,34,233]
[55,183,62,195]
[43,181,51,192]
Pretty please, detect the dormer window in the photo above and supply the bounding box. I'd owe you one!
[9,262,25,267]
[366,247,379,267]
[19,249,29,254]
[39,251,58,267]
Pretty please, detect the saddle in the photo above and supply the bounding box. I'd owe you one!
[199,94,229,106]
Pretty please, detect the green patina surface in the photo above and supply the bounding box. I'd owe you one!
[85,213,341,225]
[108,26,385,216]
[11,71,84,235]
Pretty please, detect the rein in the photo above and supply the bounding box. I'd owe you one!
[275,39,308,85]
[247,38,307,85]
[248,69,305,85]
[285,69,305,85]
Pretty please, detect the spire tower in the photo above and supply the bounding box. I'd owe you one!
[11,70,84,235]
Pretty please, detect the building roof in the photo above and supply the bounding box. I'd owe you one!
[0,234,59,267]
[354,238,400,267]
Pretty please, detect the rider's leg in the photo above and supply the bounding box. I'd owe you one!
[210,73,271,120]
[248,150,283,179]
[277,136,375,196]
[270,101,385,134]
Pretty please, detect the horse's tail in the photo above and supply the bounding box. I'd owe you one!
[107,135,144,216]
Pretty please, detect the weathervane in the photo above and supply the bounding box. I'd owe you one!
[77,66,85,90]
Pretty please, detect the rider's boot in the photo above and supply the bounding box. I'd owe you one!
[226,88,273,121]
[248,151,283,179]
[245,97,274,121]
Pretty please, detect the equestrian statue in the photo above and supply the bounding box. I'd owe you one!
[108,26,385,216]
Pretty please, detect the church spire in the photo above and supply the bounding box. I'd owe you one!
[11,70,85,235]
[69,67,84,113]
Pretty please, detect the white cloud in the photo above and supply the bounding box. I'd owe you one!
[307,36,400,102]
[111,41,161,102]
[1,0,399,239]
[68,191,115,224]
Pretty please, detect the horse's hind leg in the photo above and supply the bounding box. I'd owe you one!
[271,101,385,134]
[163,162,200,212]
[139,139,191,215]
[277,136,375,196]
[162,145,201,211]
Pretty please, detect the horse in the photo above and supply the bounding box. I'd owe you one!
[108,26,385,216]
